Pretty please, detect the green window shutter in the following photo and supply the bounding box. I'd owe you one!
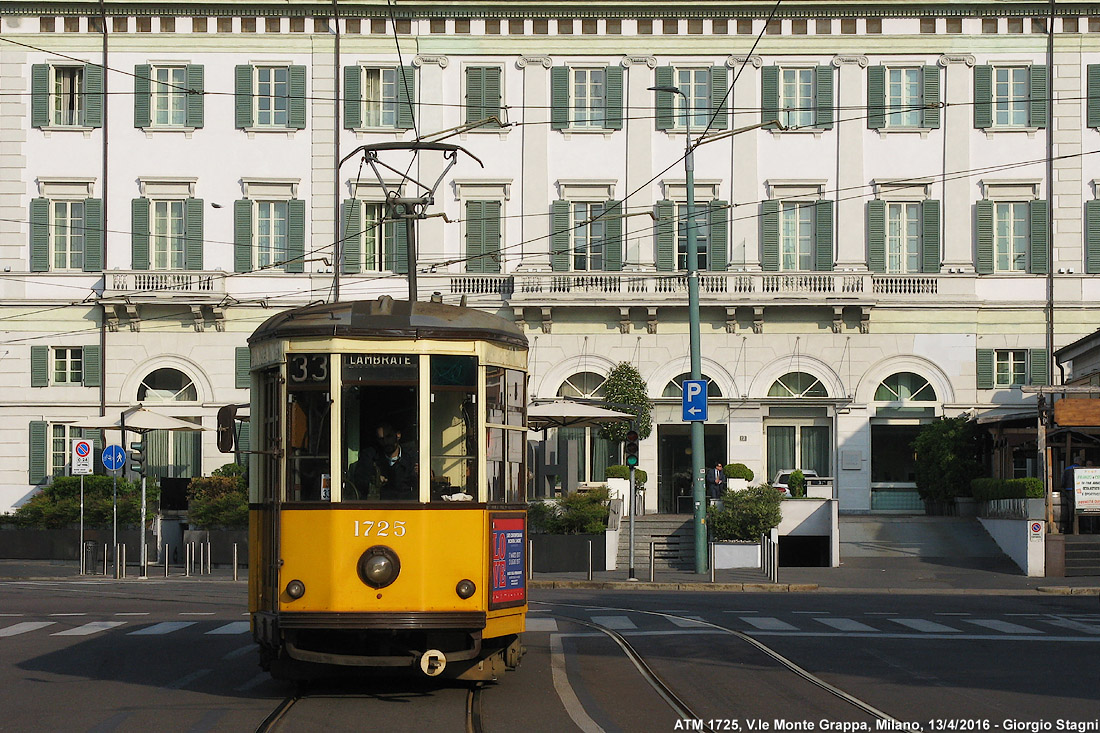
[134,64,152,128]
[83,198,103,272]
[1029,65,1048,129]
[32,64,50,128]
[867,199,886,272]
[235,346,251,389]
[84,64,104,128]
[185,64,204,128]
[603,200,623,271]
[285,199,305,272]
[976,349,994,390]
[605,66,623,130]
[1029,349,1050,387]
[1088,65,1100,129]
[288,65,307,129]
[342,199,361,274]
[1085,200,1100,274]
[550,200,570,272]
[708,66,729,131]
[761,200,780,271]
[234,199,252,273]
[30,198,50,272]
[465,67,485,125]
[814,199,834,271]
[922,65,941,129]
[237,421,251,459]
[655,200,675,271]
[235,65,253,129]
[761,66,779,128]
[974,66,992,129]
[551,66,569,130]
[31,346,48,387]
[83,344,101,388]
[483,66,502,123]
[344,65,361,129]
[185,198,204,270]
[395,65,415,130]
[922,200,941,273]
[131,198,150,270]
[483,200,502,274]
[975,200,994,274]
[29,421,48,485]
[465,200,485,273]
[709,200,729,271]
[393,218,409,274]
[815,66,834,130]
[655,66,675,131]
[1029,200,1049,274]
[867,66,886,130]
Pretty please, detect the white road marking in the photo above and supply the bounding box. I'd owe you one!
[1042,617,1100,635]
[525,618,560,632]
[792,611,829,615]
[165,668,212,689]
[550,634,605,733]
[589,615,636,630]
[864,612,897,615]
[815,617,878,632]
[966,619,1043,634]
[889,618,961,633]
[52,621,126,636]
[742,617,798,631]
[49,613,86,617]
[222,645,255,661]
[0,614,24,617]
[744,630,1100,642]
[667,615,707,628]
[0,621,55,637]
[205,621,251,635]
[128,622,196,636]
[114,612,149,617]
[934,612,971,616]
[234,673,270,692]
[180,612,215,616]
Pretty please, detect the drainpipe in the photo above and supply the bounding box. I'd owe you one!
[98,0,108,417]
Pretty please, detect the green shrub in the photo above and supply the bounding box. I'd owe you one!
[913,416,983,501]
[706,484,783,542]
[187,463,248,529]
[788,469,807,498]
[723,463,754,482]
[970,477,1044,501]
[605,465,648,488]
[12,475,149,529]
[526,488,610,535]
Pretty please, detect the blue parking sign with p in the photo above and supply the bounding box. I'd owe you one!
[682,380,708,422]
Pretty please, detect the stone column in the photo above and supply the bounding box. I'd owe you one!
[940,55,975,272]
[517,56,552,271]
[833,55,868,270]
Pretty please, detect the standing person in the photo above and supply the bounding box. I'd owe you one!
[706,461,725,501]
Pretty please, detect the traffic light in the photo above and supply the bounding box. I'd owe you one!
[129,440,146,476]
[624,429,640,467]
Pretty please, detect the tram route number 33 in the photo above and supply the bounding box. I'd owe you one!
[353,520,407,538]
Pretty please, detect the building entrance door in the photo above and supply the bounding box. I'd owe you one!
[656,424,726,514]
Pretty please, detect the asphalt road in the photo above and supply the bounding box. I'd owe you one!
[1,579,1098,732]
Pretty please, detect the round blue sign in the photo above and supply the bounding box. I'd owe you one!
[102,444,126,471]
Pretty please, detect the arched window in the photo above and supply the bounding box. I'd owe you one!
[662,373,723,398]
[875,372,936,402]
[137,368,197,402]
[768,372,827,398]
[557,372,607,399]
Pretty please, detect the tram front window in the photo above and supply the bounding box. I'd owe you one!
[430,355,477,501]
[287,356,332,501]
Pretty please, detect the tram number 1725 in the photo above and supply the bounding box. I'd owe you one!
[352,520,408,538]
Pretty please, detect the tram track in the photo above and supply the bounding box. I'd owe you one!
[539,601,914,732]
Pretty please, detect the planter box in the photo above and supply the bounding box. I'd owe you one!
[807,485,832,499]
[713,541,761,569]
[725,478,749,493]
[530,533,605,573]
[955,497,977,518]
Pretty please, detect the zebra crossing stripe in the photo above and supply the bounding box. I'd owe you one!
[889,618,960,633]
[52,621,126,636]
[525,618,559,632]
[590,615,636,630]
[667,616,707,628]
[204,621,251,635]
[815,617,878,632]
[128,622,197,636]
[742,617,798,631]
[966,619,1043,635]
[0,621,55,637]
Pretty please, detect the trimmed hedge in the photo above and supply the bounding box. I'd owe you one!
[970,477,1043,501]
[723,463,754,482]
[706,484,782,542]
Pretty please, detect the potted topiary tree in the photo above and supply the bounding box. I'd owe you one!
[723,463,754,492]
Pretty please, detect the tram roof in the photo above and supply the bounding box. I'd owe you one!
[249,297,527,349]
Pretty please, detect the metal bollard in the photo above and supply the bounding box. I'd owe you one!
[586,540,593,581]
[103,549,108,577]
[709,542,715,583]
[207,541,212,574]
[185,544,191,577]
[121,544,127,579]
[649,541,655,583]
[232,543,238,582]
[198,543,204,576]
[527,540,533,580]
[165,544,170,578]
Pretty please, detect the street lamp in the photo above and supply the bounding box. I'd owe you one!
[650,85,707,574]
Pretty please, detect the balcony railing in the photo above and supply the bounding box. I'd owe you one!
[103,270,227,301]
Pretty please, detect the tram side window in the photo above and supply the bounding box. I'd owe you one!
[430,355,477,501]
[487,367,527,503]
[287,387,331,502]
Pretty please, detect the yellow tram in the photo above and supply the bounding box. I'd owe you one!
[240,295,529,681]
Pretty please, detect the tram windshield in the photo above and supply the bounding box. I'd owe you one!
[287,354,332,502]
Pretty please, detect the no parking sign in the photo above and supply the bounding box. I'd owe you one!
[1029,521,1044,543]
[72,439,93,475]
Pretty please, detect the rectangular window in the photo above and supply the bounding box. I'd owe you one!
[52,200,85,270]
[673,68,710,129]
[255,66,289,127]
[994,67,1029,126]
[362,202,392,270]
[676,204,709,270]
[886,68,922,127]
[53,347,83,384]
[779,67,815,128]
[571,202,606,271]
[152,200,186,270]
[52,66,84,126]
[780,202,814,270]
[255,201,289,268]
[362,67,398,127]
[570,68,606,128]
[995,202,1029,272]
[886,202,921,273]
[152,66,187,126]
[995,349,1028,387]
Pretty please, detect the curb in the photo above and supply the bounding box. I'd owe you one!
[528,580,819,592]
[1036,586,1100,595]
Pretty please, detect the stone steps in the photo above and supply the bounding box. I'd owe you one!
[1064,536,1100,577]
[616,515,694,569]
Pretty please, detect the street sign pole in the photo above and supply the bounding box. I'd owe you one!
[72,439,93,575]
[140,474,147,578]
[101,444,126,578]
[112,474,117,576]
[79,475,85,575]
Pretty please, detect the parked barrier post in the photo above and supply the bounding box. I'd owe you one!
[649,541,655,583]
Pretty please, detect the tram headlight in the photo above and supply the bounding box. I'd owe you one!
[357,546,401,589]
[285,579,306,600]
[455,579,476,599]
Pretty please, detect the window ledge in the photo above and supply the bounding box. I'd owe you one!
[983,126,1040,139]
[352,129,406,141]
[142,126,197,138]
[39,125,97,138]
[769,128,826,138]
[875,127,932,139]
[561,128,615,139]
[459,127,510,140]
[243,127,298,138]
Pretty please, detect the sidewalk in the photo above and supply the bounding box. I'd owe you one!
[0,559,245,582]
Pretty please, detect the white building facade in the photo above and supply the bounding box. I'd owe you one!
[2,0,1100,515]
